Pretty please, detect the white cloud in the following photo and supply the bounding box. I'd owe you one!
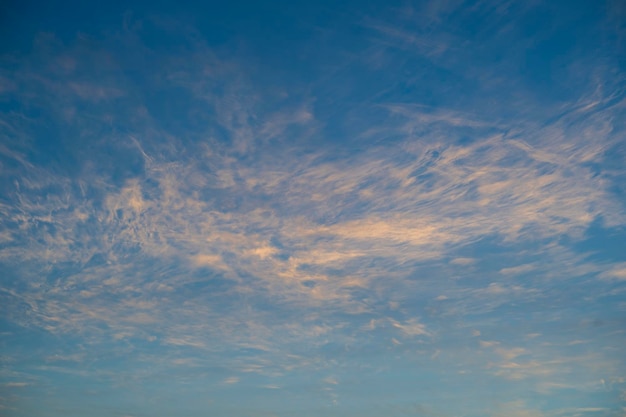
[222,376,239,385]
[500,264,535,275]
[600,264,626,281]
[390,318,430,337]
[450,257,475,265]
[323,376,338,385]
[3,382,29,387]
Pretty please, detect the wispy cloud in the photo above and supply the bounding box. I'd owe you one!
[222,376,239,385]
[600,263,626,281]
[2,382,29,387]
[1,34,623,366]
[1,5,625,415]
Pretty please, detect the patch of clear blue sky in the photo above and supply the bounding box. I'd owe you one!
[1,0,625,416]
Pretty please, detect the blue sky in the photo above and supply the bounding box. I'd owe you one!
[1,0,625,416]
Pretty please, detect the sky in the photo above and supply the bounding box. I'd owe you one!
[0,0,625,416]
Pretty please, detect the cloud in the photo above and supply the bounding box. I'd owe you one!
[499,264,535,275]
[490,400,546,417]
[450,257,475,265]
[222,376,239,385]
[390,318,430,337]
[2,85,621,380]
[164,337,206,349]
[0,11,624,414]
[3,382,29,387]
[600,264,626,281]
[323,376,338,385]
